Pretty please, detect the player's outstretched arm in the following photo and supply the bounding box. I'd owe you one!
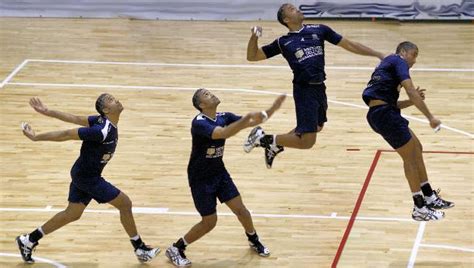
[400,79,441,129]
[21,122,81,142]
[247,26,267,61]
[337,38,385,60]
[248,94,286,127]
[29,97,89,126]
[211,94,286,139]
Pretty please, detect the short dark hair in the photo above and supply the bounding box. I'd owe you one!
[192,88,206,112]
[95,93,110,116]
[277,4,290,27]
[396,41,418,54]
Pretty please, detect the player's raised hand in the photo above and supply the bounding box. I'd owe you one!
[251,26,262,37]
[415,87,426,100]
[29,97,49,115]
[21,122,37,141]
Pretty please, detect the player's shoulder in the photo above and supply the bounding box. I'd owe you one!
[193,113,212,126]
[88,115,107,127]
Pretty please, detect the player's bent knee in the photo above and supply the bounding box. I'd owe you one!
[202,217,217,231]
[234,207,250,218]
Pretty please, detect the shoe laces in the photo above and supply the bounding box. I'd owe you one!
[138,243,153,251]
[178,248,187,259]
[431,189,448,204]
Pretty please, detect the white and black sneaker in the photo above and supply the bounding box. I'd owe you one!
[244,126,265,153]
[249,239,270,257]
[425,189,454,210]
[412,206,445,221]
[16,234,38,264]
[265,144,284,169]
[134,244,160,263]
[166,245,192,267]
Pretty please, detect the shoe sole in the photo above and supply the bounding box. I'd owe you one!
[243,143,255,153]
[137,248,161,263]
[427,204,455,210]
[243,127,262,153]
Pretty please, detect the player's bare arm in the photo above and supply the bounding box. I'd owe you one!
[247,26,267,61]
[21,122,80,142]
[338,38,385,60]
[29,97,89,126]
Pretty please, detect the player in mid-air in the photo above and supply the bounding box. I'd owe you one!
[165,88,286,267]
[16,94,160,263]
[244,3,385,168]
[362,41,454,221]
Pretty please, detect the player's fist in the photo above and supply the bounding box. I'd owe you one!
[429,117,441,130]
[21,122,37,141]
[251,26,262,37]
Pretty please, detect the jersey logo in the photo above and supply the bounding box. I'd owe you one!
[301,37,305,41]
[206,146,224,158]
[101,153,114,164]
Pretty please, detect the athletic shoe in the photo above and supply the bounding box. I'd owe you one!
[134,244,160,263]
[265,144,284,169]
[166,245,192,267]
[249,238,270,257]
[243,126,265,153]
[412,206,445,221]
[425,189,455,209]
[16,234,38,264]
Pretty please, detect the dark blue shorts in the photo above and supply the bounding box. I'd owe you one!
[367,105,412,149]
[189,171,240,217]
[68,177,121,206]
[293,82,328,134]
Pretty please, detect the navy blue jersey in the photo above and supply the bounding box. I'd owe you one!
[362,54,411,106]
[70,115,118,179]
[262,24,342,84]
[187,112,241,184]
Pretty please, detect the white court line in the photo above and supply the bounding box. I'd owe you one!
[0,59,29,88]
[3,206,471,255]
[0,206,415,222]
[420,243,474,253]
[8,81,474,139]
[407,221,426,268]
[0,252,67,268]
[26,59,474,72]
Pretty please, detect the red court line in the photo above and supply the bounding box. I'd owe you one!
[379,149,474,155]
[331,149,473,267]
[331,149,382,268]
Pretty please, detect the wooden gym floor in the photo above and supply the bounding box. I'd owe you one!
[0,18,472,267]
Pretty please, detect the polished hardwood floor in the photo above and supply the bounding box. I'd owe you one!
[0,18,472,267]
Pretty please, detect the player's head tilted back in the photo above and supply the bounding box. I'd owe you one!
[192,88,220,112]
[396,41,419,68]
[95,93,123,117]
[277,3,304,28]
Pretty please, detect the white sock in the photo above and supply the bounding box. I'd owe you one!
[38,226,45,236]
[182,237,189,246]
[425,194,437,203]
[272,135,277,147]
[420,181,429,187]
[247,231,256,236]
[412,191,423,197]
[130,235,140,241]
